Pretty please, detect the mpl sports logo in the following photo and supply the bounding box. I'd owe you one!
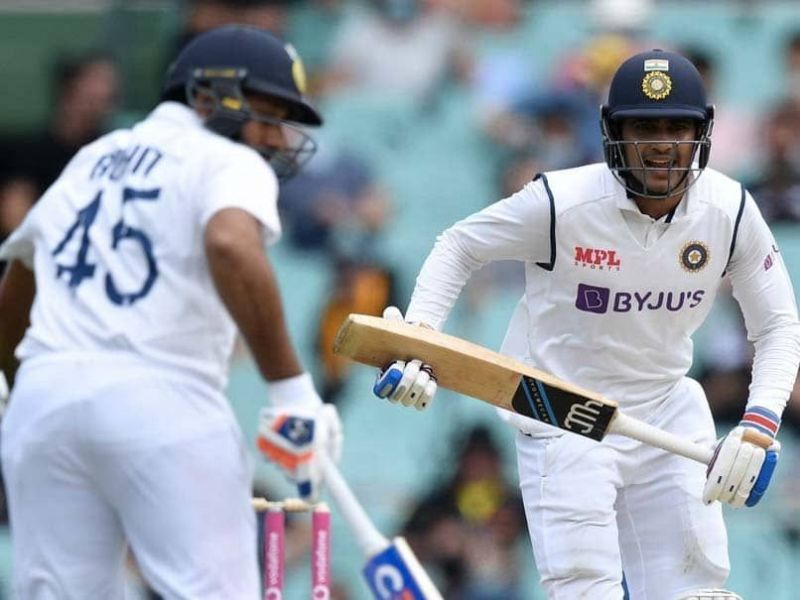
[575,283,706,314]
[574,246,621,271]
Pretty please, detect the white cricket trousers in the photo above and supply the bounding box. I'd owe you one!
[516,377,729,600]
[1,354,260,599]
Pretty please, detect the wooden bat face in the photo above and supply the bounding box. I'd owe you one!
[334,314,775,466]
[334,314,618,441]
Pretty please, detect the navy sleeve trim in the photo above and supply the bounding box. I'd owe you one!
[722,184,746,277]
[533,173,556,272]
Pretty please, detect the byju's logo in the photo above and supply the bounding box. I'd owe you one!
[575,283,705,314]
[575,284,610,313]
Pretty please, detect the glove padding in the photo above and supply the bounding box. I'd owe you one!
[257,374,343,501]
[677,590,743,600]
[702,426,779,508]
[372,306,438,410]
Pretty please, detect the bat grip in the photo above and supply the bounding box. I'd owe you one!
[319,453,389,558]
[609,413,715,465]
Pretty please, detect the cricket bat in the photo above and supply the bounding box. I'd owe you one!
[333,314,774,464]
[319,453,443,600]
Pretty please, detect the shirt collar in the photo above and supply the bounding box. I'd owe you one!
[146,102,205,129]
[612,174,697,222]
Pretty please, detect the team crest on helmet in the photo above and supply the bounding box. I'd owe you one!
[285,43,308,94]
[642,71,672,100]
[680,241,709,272]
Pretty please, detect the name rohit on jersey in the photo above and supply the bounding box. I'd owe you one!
[90,145,164,181]
[574,246,621,271]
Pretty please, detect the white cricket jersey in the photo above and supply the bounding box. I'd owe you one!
[407,163,800,422]
[0,102,281,390]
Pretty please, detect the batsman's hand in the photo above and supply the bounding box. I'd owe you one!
[257,373,343,501]
[372,306,438,410]
[702,424,779,508]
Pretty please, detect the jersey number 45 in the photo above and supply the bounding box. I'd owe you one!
[52,187,161,306]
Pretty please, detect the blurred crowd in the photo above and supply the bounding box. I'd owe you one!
[2,0,800,598]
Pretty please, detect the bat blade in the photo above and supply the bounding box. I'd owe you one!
[319,454,443,599]
[334,313,617,441]
[362,537,443,600]
[334,314,717,465]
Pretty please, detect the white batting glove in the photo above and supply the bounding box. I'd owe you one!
[257,373,343,501]
[372,306,438,410]
[702,420,780,509]
[678,590,743,600]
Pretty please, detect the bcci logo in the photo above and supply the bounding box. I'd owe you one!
[642,71,672,100]
[680,241,709,272]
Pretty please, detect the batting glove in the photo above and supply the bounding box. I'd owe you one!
[678,590,743,600]
[372,306,438,410]
[257,373,343,501]
[703,407,781,508]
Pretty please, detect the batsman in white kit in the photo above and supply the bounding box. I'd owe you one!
[372,50,800,599]
[0,26,343,598]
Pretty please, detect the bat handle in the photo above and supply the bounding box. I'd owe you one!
[609,413,715,465]
[319,453,389,558]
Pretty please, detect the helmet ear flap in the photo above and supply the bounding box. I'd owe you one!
[600,105,624,170]
[697,104,715,169]
[186,69,250,139]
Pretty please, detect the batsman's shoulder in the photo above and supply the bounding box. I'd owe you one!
[529,163,613,215]
[693,167,749,217]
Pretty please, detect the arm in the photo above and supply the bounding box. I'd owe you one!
[406,179,553,329]
[702,194,800,508]
[204,207,303,382]
[204,207,342,500]
[0,260,35,383]
[375,180,553,409]
[727,194,800,426]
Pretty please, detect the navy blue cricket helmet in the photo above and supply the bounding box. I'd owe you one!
[162,25,322,179]
[600,49,715,199]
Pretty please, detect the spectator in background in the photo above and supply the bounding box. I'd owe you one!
[682,46,760,181]
[278,137,398,403]
[454,0,532,95]
[170,0,290,57]
[285,0,348,90]
[785,29,800,103]
[460,0,540,156]
[746,32,800,223]
[322,0,465,105]
[483,34,635,170]
[402,425,527,599]
[0,51,119,243]
[278,140,391,256]
[749,99,800,223]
